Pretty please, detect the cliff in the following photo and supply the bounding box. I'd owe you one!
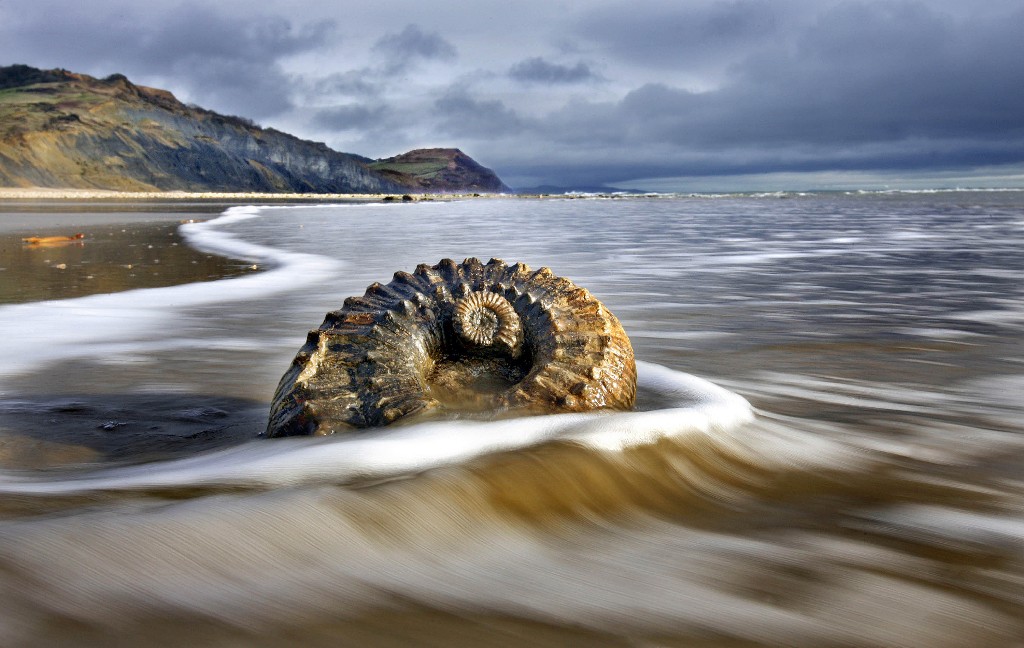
[0,65,507,194]
[370,148,510,193]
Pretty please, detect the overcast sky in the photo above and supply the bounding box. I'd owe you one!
[3,0,1024,190]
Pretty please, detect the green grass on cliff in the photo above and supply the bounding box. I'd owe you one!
[0,87,58,107]
[369,160,448,177]
[0,84,109,134]
[0,84,103,106]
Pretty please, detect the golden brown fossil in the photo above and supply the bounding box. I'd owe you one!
[264,257,636,436]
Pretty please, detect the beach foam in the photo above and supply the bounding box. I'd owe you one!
[0,361,753,494]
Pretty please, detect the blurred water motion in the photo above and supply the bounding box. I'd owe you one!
[0,193,1022,646]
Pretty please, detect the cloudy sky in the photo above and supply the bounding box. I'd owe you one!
[3,0,1023,190]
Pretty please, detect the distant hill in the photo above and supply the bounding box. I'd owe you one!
[370,148,509,193]
[0,64,507,194]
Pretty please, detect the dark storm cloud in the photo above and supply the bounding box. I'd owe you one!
[508,58,600,84]
[574,0,785,73]
[128,6,333,67]
[0,3,333,118]
[433,91,525,138]
[371,24,457,72]
[480,0,1024,186]
[312,104,390,131]
[314,72,381,99]
[606,2,1024,148]
[308,24,461,137]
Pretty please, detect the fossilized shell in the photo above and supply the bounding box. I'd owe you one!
[265,257,636,436]
[452,289,523,355]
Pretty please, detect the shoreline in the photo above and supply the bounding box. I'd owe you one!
[0,187,504,202]
[4,186,1024,204]
[0,204,255,304]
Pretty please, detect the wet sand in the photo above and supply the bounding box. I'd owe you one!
[0,187,396,230]
[0,186,514,305]
[0,187,406,200]
[0,200,256,304]
[0,186,491,205]
[0,199,271,467]
[0,199,226,232]
[0,393,267,471]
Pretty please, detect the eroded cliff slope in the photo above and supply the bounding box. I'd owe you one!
[0,65,507,193]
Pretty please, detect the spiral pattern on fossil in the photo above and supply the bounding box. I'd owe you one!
[265,257,636,437]
[453,290,523,355]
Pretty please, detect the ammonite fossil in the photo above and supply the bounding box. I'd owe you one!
[265,257,636,437]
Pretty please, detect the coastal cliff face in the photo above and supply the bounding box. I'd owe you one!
[0,65,507,193]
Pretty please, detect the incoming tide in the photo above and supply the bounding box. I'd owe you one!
[0,192,1023,646]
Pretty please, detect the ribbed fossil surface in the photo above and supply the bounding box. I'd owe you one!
[265,257,636,436]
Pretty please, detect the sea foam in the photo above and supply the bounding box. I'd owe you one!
[0,361,753,494]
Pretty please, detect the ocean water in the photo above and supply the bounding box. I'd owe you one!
[0,192,1022,646]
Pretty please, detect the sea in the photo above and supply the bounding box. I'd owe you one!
[0,191,1022,647]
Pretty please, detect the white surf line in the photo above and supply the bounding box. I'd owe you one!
[0,362,754,495]
[0,205,341,381]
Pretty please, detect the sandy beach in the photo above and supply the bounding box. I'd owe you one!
[0,187,393,201]
[0,186,471,236]
[0,186,497,202]
[0,186,539,236]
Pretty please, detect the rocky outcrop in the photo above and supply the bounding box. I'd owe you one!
[0,65,507,193]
